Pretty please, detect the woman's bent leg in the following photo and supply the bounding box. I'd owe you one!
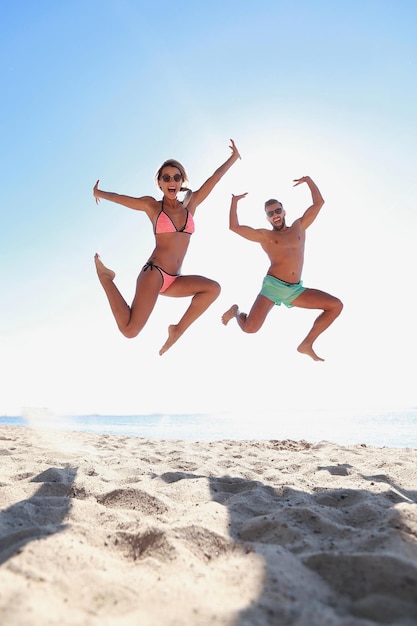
[94,254,160,338]
[159,275,221,355]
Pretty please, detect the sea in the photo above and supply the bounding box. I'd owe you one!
[1,407,416,448]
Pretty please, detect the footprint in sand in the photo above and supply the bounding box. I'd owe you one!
[97,488,168,516]
[111,529,175,562]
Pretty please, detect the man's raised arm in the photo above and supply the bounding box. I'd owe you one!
[229,193,262,242]
[294,176,325,229]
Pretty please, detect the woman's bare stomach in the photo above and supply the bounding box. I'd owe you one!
[146,241,190,274]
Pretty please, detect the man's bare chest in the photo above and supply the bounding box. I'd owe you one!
[263,227,304,253]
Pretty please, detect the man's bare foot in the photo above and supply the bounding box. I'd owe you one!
[221,304,238,326]
[159,324,182,356]
[297,341,325,362]
[94,253,115,281]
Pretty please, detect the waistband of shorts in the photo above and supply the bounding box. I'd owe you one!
[266,274,302,287]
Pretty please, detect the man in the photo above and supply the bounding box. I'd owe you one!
[221,176,343,361]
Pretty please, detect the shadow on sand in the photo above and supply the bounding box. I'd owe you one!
[0,467,77,566]
[159,463,417,624]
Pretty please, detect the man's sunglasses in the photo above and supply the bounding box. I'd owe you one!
[266,207,283,217]
[161,174,182,183]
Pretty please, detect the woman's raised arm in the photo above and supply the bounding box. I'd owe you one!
[188,139,241,210]
[93,180,154,212]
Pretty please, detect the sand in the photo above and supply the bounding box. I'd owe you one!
[1,425,417,626]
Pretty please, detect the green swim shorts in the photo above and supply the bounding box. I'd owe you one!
[260,274,306,308]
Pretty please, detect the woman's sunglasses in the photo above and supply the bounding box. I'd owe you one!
[161,174,182,183]
[266,207,283,217]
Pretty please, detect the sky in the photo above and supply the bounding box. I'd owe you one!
[1,0,416,419]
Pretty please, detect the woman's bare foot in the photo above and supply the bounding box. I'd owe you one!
[159,324,182,356]
[221,304,238,325]
[94,253,115,281]
[297,341,324,362]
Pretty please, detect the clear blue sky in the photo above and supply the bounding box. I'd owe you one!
[1,0,416,417]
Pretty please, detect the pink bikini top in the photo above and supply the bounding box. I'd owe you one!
[154,201,195,235]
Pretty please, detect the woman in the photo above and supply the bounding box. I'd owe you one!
[94,139,240,355]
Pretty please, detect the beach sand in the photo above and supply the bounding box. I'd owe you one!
[1,425,417,625]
